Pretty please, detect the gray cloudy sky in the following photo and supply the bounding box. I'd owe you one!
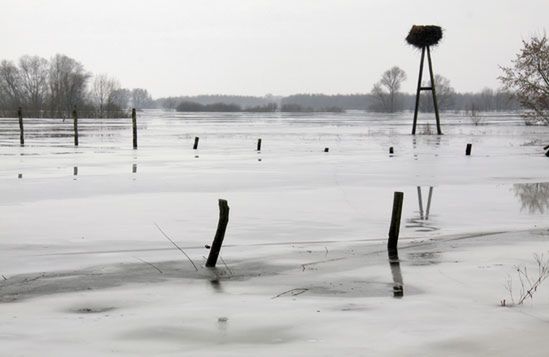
[1,0,547,97]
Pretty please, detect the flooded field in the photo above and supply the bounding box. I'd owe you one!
[1,111,549,356]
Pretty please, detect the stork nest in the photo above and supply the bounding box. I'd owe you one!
[406,25,443,48]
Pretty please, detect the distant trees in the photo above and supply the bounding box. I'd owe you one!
[0,54,152,118]
[176,101,279,112]
[420,74,455,112]
[18,55,49,112]
[500,34,549,124]
[131,88,153,110]
[48,54,90,117]
[371,66,407,112]
[91,74,120,118]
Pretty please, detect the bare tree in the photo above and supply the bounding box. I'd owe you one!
[500,34,549,125]
[18,55,49,114]
[131,88,153,109]
[91,74,120,117]
[0,60,22,110]
[370,66,407,112]
[109,88,131,110]
[420,74,455,112]
[48,54,90,117]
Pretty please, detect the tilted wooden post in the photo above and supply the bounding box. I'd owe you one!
[257,138,262,151]
[193,137,199,150]
[465,143,472,156]
[387,192,404,250]
[205,199,230,268]
[132,108,137,149]
[72,108,78,146]
[18,107,24,146]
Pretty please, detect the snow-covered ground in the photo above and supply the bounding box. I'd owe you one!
[0,111,548,356]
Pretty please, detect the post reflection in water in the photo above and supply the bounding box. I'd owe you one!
[512,182,549,214]
[406,186,439,232]
[388,248,404,298]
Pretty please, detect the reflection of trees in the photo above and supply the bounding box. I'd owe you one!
[513,183,549,214]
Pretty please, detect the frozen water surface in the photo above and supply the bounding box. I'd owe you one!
[0,111,549,356]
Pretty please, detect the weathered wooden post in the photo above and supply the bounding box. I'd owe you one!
[257,138,262,151]
[17,107,24,146]
[465,143,472,156]
[205,199,230,268]
[389,147,394,154]
[72,108,78,146]
[324,147,329,152]
[193,137,200,150]
[407,25,444,135]
[387,192,404,250]
[132,108,137,149]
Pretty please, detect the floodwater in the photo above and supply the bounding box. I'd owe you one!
[0,111,547,245]
[1,110,549,356]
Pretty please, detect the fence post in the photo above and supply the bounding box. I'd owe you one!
[193,137,199,150]
[387,192,404,250]
[257,138,262,151]
[132,108,137,149]
[72,108,78,146]
[206,199,230,268]
[18,107,24,146]
[465,143,472,156]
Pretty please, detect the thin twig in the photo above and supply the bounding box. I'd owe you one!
[219,255,233,276]
[272,288,308,299]
[134,256,164,274]
[154,223,199,271]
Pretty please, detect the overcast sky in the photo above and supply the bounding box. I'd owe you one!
[1,0,548,97]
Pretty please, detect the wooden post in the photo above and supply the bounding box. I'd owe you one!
[72,108,78,146]
[193,137,199,150]
[426,46,442,135]
[132,108,137,149]
[412,47,426,135]
[466,143,472,156]
[257,138,262,151]
[206,199,230,268]
[387,192,404,250]
[324,147,329,152]
[389,147,394,154]
[18,107,24,146]
[73,166,78,176]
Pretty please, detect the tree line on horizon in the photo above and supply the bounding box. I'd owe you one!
[0,51,538,117]
[155,88,520,114]
[0,54,153,118]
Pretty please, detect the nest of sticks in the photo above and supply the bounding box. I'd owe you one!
[406,25,443,48]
